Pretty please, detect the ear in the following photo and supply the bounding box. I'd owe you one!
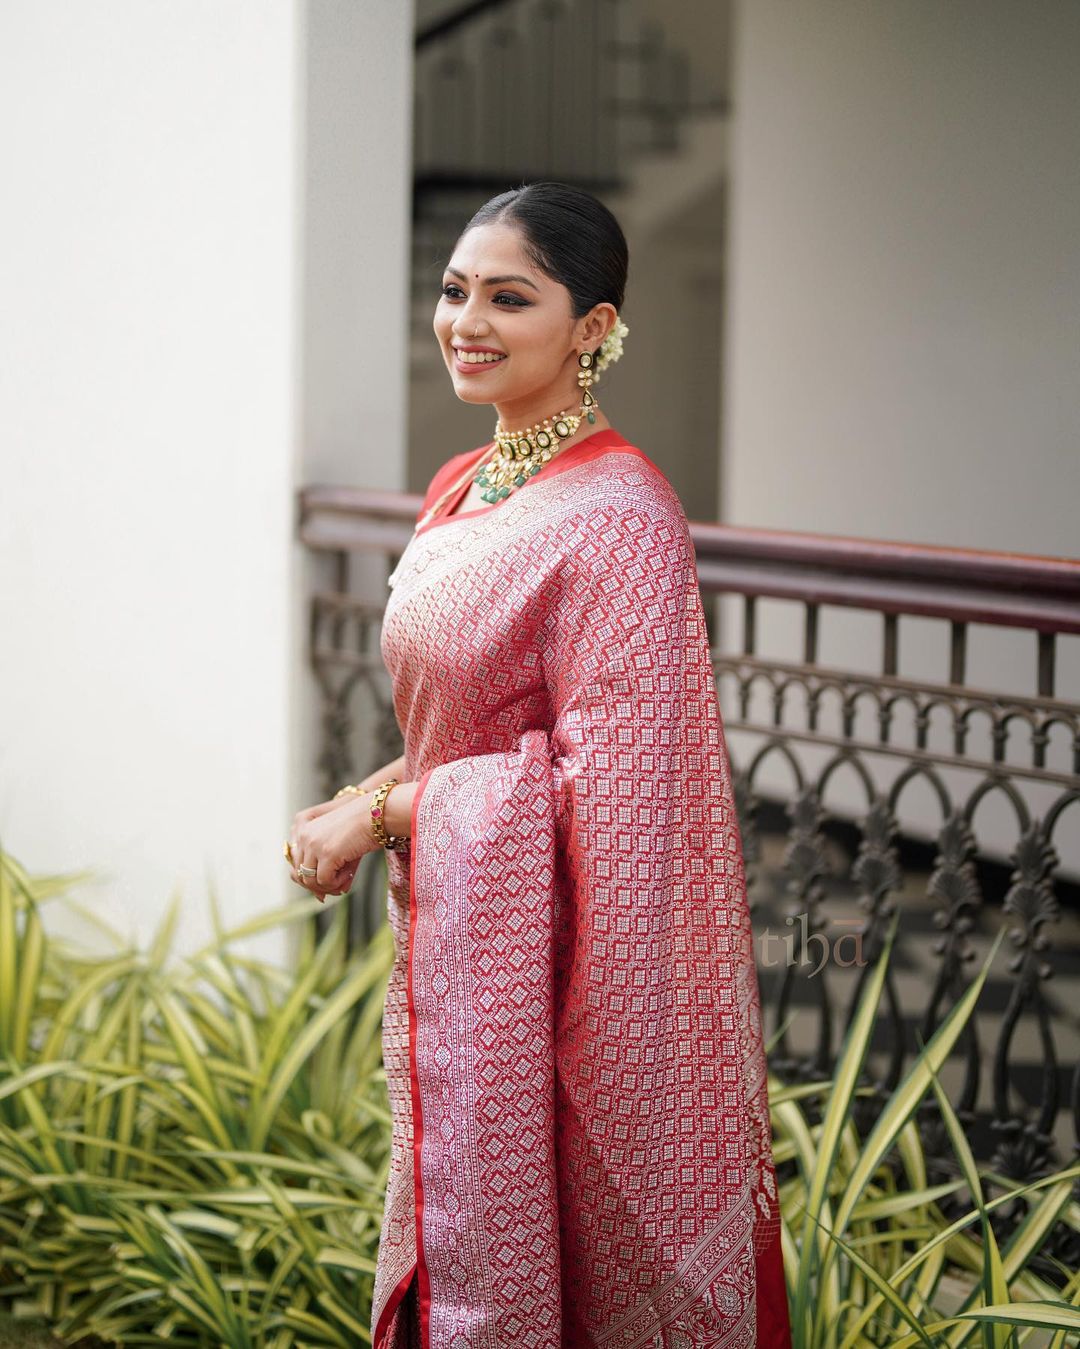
[578,302,617,351]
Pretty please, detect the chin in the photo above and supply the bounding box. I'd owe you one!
[450,380,497,406]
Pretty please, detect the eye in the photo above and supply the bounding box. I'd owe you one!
[439,284,528,307]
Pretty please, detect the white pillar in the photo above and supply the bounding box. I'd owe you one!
[0,0,415,961]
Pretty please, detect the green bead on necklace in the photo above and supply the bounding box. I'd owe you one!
[476,407,598,503]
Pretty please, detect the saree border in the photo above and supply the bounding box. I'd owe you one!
[408,766,435,1348]
[373,1262,420,1349]
[412,431,653,536]
[371,766,436,1349]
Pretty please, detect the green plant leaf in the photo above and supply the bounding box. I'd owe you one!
[793,908,900,1343]
[958,1302,1080,1330]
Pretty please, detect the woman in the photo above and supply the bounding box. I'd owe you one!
[286,182,791,1348]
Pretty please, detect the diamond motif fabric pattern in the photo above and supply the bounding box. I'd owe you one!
[371,439,791,1348]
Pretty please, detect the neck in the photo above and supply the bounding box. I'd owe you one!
[494,382,584,433]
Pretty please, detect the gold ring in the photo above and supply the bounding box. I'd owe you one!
[283,840,294,864]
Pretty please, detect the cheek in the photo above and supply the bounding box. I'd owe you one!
[434,299,459,331]
[516,316,560,355]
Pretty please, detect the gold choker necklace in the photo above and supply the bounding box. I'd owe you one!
[477,382,599,503]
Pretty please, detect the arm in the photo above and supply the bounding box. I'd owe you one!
[353,753,406,794]
[349,757,415,841]
[288,766,418,900]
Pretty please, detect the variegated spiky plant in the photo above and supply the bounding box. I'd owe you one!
[1,844,1078,1347]
[0,842,393,1346]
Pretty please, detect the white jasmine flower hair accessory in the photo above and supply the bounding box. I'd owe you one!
[595,314,629,375]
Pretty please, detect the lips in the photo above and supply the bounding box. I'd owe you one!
[452,347,508,373]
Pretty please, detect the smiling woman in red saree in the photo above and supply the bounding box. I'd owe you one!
[286,182,790,1347]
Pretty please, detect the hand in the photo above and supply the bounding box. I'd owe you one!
[286,793,379,903]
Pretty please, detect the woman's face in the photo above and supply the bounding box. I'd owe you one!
[434,220,613,432]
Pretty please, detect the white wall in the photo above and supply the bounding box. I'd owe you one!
[722,0,1080,872]
[724,0,1080,554]
[0,0,414,962]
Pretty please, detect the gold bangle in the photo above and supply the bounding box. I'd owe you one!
[370,778,408,852]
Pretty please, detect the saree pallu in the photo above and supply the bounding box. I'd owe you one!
[371,431,791,1349]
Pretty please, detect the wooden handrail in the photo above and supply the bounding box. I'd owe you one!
[689,520,1080,595]
[298,484,1080,634]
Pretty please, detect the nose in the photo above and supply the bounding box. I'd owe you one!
[450,294,485,340]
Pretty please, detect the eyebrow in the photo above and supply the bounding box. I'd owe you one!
[445,266,539,291]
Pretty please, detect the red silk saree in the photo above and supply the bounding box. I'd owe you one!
[372,429,791,1348]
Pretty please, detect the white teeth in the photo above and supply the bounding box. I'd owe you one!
[456,350,506,363]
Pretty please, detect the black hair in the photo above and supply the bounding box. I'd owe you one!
[456,181,628,361]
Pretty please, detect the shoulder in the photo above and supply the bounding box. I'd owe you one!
[555,436,697,585]
[561,434,690,537]
[560,431,684,516]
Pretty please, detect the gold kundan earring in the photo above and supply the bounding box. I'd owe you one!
[576,349,598,420]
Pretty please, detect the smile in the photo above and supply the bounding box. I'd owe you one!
[454,350,507,365]
[453,349,507,374]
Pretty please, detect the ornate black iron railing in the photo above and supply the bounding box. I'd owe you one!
[299,484,1080,1271]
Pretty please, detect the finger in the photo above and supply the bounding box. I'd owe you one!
[312,851,351,898]
[288,852,306,887]
[289,864,320,897]
[316,853,343,892]
[295,843,327,904]
[328,864,356,895]
[334,859,360,890]
[287,858,317,895]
